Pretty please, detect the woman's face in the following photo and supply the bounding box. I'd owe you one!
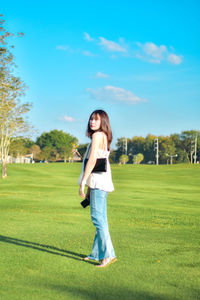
[89,114,101,131]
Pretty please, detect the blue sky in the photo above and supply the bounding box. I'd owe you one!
[2,0,200,147]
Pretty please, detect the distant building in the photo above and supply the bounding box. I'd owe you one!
[0,154,34,164]
[0,150,82,164]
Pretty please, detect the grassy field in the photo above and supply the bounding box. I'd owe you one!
[0,163,200,300]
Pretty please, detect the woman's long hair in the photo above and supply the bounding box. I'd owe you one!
[86,110,112,150]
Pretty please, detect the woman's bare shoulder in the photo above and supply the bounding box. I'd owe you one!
[92,132,107,150]
[92,131,105,140]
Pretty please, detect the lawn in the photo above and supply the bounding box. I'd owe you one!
[0,163,200,300]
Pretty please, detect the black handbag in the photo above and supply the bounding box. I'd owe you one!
[84,158,107,173]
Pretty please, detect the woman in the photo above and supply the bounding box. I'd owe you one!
[78,110,116,268]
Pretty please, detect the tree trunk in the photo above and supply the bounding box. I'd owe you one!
[2,160,7,179]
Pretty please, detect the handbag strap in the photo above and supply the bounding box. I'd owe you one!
[84,144,91,159]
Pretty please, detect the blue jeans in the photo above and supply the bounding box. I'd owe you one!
[88,188,116,261]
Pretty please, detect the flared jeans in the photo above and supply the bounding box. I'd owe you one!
[88,188,116,261]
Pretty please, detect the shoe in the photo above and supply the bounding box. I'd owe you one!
[96,257,117,268]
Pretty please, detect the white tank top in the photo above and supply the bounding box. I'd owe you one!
[78,144,114,192]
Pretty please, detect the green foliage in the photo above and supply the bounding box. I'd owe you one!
[109,149,116,164]
[9,138,28,157]
[29,144,41,160]
[143,134,156,163]
[77,143,88,158]
[39,146,54,161]
[9,137,34,157]
[119,154,129,164]
[115,130,200,164]
[115,137,129,162]
[36,130,78,162]
[0,164,199,300]
[133,153,144,164]
[159,136,176,164]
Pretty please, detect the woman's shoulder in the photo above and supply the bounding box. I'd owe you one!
[92,131,106,140]
[92,132,107,150]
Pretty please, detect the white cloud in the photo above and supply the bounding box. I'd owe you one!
[86,86,145,104]
[167,54,182,65]
[136,42,167,63]
[62,115,76,122]
[99,37,127,53]
[143,43,167,59]
[82,50,95,56]
[96,72,110,78]
[84,32,94,41]
[136,42,183,65]
[57,36,183,66]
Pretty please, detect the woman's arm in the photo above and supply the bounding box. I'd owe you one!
[86,187,90,199]
[79,132,102,198]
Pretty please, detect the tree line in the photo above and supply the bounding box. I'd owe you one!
[7,129,200,165]
[109,130,200,165]
[9,130,78,163]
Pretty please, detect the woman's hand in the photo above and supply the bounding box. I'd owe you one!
[79,181,86,198]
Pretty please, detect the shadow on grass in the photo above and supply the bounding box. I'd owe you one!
[40,283,173,300]
[0,234,98,265]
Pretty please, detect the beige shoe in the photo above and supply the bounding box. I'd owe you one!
[96,257,117,268]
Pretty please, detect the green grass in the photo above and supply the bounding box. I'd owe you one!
[0,163,200,300]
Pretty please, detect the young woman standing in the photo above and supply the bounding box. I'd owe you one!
[78,110,116,268]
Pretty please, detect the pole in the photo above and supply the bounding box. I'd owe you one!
[155,138,159,165]
[122,138,127,155]
[166,154,177,165]
[191,151,194,164]
[125,138,127,155]
[194,136,197,164]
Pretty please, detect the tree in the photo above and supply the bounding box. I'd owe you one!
[133,153,144,164]
[109,149,117,164]
[9,137,34,159]
[40,146,53,162]
[115,137,127,162]
[0,15,32,178]
[9,138,28,158]
[159,136,176,164]
[36,130,78,162]
[144,134,156,163]
[180,130,200,163]
[129,136,145,163]
[29,144,41,161]
[77,143,88,159]
[60,142,76,163]
[119,154,129,164]
[170,134,188,163]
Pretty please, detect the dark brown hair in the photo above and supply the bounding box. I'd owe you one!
[86,110,112,150]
